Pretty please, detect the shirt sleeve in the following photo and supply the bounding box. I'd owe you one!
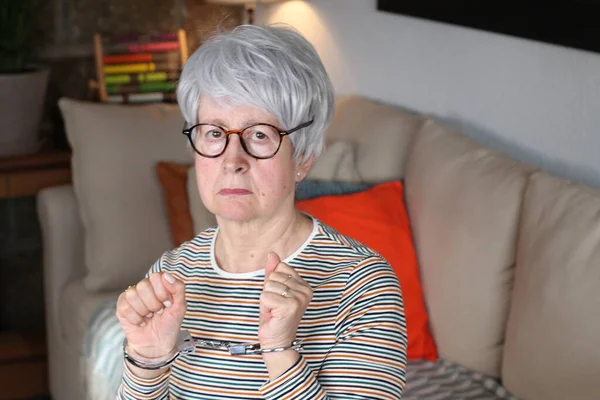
[259,255,408,400]
[117,256,172,399]
[117,362,170,400]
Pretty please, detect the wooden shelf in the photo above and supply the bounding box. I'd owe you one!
[0,151,72,199]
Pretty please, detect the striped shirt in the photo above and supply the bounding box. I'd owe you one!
[119,217,407,399]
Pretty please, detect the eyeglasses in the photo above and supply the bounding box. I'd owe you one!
[182,119,313,159]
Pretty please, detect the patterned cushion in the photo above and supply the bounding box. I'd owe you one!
[404,359,517,400]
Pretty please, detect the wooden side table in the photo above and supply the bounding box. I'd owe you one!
[0,151,72,199]
[0,151,70,398]
[0,330,49,399]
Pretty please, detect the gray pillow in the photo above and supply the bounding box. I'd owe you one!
[295,180,370,201]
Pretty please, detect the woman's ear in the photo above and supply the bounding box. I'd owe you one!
[295,155,315,182]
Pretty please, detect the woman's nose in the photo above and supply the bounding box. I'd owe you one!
[222,135,250,174]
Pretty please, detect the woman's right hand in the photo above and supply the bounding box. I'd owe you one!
[116,271,187,360]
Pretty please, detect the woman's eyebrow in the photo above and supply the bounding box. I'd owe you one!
[198,118,279,128]
[242,119,279,127]
[199,118,227,126]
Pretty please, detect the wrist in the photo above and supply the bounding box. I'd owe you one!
[258,337,297,350]
[126,344,175,363]
[262,349,300,381]
[124,356,171,380]
[123,330,195,370]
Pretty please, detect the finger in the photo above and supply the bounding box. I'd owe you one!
[124,286,151,318]
[149,272,173,310]
[135,278,164,313]
[265,275,305,296]
[272,262,302,281]
[268,269,312,299]
[263,280,295,298]
[162,272,186,307]
[264,252,280,279]
[117,294,147,327]
[260,291,298,313]
[267,271,296,286]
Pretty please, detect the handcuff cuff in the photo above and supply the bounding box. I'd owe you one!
[123,329,303,370]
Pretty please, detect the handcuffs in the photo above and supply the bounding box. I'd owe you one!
[123,329,303,370]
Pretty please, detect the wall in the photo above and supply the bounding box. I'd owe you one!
[35,0,241,149]
[259,0,600,188]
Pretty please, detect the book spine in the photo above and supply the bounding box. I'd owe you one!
[104,53,152,64]
[106,81,177,95]
[104,62,179,74]
[103,52,177,64]
[104,71,177,85]
[128,41,180,53]
[107,92,176,104]
[140,72,177,82]
[104,41,180,54]
[110,32,177,43]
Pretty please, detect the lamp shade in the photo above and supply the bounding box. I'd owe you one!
[205,0,287,4]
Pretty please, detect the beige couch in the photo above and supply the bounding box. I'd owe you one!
[38,96,600,399]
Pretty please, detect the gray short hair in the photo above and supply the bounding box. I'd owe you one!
[176,24,335,163]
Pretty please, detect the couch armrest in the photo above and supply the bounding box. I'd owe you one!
[37,184,85,340]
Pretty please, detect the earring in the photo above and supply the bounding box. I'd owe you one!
[296,172,301,177]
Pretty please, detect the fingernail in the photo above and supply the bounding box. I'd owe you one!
[164,272,176,284]
[145,313,153,318]
[157,308,164,315]
[140,322,147,327]
[163,300,172,308]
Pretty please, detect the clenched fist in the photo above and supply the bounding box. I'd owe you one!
[259,253,313,350]
[116,271,187,361]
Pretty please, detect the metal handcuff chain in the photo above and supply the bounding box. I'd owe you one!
[123,329,303,370]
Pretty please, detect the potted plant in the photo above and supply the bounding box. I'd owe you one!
[0,0,49,157]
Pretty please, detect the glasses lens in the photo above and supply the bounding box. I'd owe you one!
[241,125,281,158]
[192,125,227,156]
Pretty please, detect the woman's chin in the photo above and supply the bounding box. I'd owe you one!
[214,204,257,223]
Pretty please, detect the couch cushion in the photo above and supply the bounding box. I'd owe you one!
[296,181,438,361]
[502,172,600,400]
[306,140,361,182]
[325,95,424,183]
[59,98,192,291]
[404,119,533,377]
[156,162,195,247]
[294,180,370,201]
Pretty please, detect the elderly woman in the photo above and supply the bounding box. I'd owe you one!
[116,25,407,399]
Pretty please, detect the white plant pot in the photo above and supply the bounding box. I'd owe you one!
[0,68,49,157]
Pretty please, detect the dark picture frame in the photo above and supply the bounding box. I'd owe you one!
[377,0,600,54]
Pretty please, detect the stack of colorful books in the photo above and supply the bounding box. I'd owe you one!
[90,30,188,104]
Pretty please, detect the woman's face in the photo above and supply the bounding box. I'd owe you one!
[194,96,310,224]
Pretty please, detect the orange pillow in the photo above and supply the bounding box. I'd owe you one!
[155,162,194,247]
[296,181,438,361]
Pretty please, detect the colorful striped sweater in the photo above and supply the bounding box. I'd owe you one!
[118,217,407,399]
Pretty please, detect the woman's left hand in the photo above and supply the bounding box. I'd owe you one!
[259,252,313,350]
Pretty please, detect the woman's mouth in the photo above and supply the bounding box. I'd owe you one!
[218,188,253,196]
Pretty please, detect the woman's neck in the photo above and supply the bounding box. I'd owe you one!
[214,210,313,274]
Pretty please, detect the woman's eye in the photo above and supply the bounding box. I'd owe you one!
[208,130,223,138]
[253,131,266,140]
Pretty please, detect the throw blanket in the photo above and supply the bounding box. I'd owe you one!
[85,301,518,400]
[84,300,124,400]
[404,360,518,400]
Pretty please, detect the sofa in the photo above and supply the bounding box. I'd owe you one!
[38,95,600,400]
